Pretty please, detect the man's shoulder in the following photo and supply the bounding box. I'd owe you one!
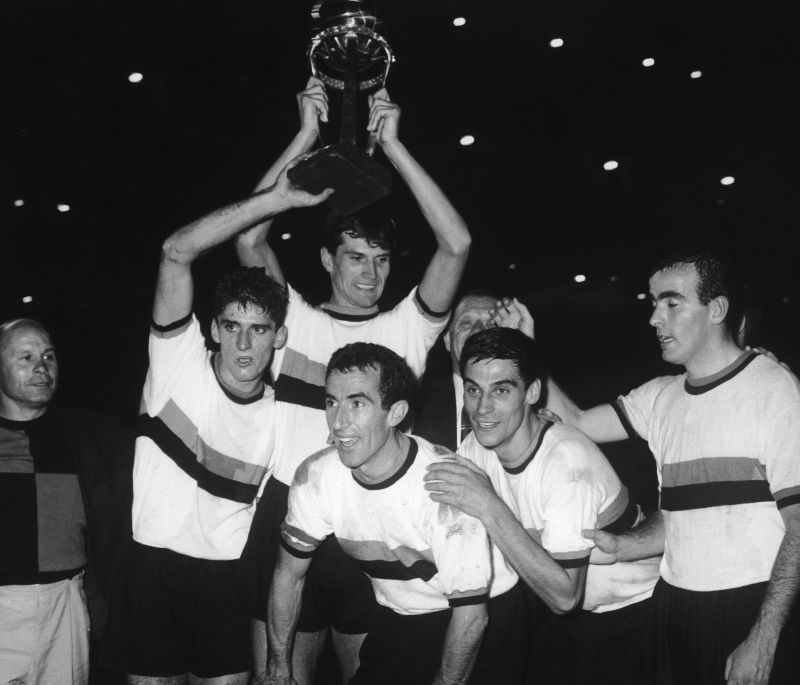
[293,444,340,487]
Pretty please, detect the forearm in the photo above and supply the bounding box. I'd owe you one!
[615,510,665,561]
[163,188,291,266]
[750,509,800,641]
[381,139,470,257]
[266,569,306,676]
[481,497,584,613]
[434,603,488,685]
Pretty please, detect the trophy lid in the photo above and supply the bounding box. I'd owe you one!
[308,0,394,92]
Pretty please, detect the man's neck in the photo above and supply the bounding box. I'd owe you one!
[322,300,379,316]
[684,340,745,380]
[353,432,410,485]
[0,402,48,422]
[494,412,543,470]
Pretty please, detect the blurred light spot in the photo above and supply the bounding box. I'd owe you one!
[400,249,411,257]
[642,58,655,67]
[636,293,647,301]
[550,38,564,48]
[609,275,618,282]
[22,296,34,304]
[281,232,292,240]
[508,264,517,270]
[603,160,619,171]
[14,199,25,207]
[690,70,702,79]
[574,274,586,283]
[459,135,475,146]
[720,176,735,186]
[782,296,790,304]
[453,17,466,27]
[56,204,71,212]
[128,72,144,83]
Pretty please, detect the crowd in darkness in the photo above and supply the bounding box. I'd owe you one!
[2,78,799,685]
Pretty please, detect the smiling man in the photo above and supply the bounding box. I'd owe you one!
[424,327,660,685]
[103,162,331,684]
[234,78,471,681]
[260,342,523,685]
[544,249,800,684]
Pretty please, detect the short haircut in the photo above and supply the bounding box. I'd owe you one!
[326,342,416,410]
[211,267,289,327]
[321,202,397,255]
[0,318,51,352]
[460,328,547,389]
[649,249,745,339]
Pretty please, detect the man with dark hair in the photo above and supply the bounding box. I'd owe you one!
[103,162,331,684]
[0,318,134,684]
[235,77,471,680]
[259,343,523,685]
[425,327,661,685]
[544,249,800,684]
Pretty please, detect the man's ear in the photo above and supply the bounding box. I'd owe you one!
[387,399,409,428]
[210,318,220,344]
[443,330,452,353]
[275,325,288,350]
[710,295,730,326]
[525,378,542,405]
[320,247,334,274]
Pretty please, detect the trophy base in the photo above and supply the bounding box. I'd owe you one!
[287,141,392,215]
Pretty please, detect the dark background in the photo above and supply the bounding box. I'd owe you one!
[3,0,798,459]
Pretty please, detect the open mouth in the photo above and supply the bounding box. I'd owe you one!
[337,436,358,448]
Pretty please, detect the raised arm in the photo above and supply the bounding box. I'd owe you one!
[256,547,313,685]
[725,503,800,684]
[433,603,488,685]
[425,457,587,614]
[545,380,630,444]
[235,77,329,283]
[155,161,332,326]
[368,89,471,313]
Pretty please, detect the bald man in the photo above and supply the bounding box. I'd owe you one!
[0,319,134,684]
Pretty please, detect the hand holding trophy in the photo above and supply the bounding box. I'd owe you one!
[287,0,395,215]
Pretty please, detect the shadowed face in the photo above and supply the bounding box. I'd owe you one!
[445,294,497,371]
[211,303,286,396]
[0,323,58,419]
[322,233,391,310]
[648,263,715,369]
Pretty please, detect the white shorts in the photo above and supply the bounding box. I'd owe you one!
[0,572,90,685]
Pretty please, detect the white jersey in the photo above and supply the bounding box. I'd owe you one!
[460,421,660,612]
[270,284,447,484]
[281,436,518,615]
[132,315,276,560]
[617,352,800,591]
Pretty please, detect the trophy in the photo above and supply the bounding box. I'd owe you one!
[287,0,395,215]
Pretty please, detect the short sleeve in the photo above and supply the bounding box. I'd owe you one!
[760,394,800,510]
[280,454,335,558]
[426,502,491,607]
[539,459,600,568]
[616,375,675,441]
[143,315,209,413]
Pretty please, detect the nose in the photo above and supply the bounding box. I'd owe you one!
[33,358,48,374]
[236,329,251,350]
[476,392,493,416]
[649,306,661,329]
[331,405,346,431]
[362,259,377,279]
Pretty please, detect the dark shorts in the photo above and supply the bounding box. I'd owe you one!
[236,476,290,620]
[102,541,250,678]
[297,535,380,634]
[351,583,528,685]
[647,578,800,685]
[528,597,650,685]
[238,476,378,634]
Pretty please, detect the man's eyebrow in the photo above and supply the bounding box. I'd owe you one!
[463,375,520,387]
[650,290,685,302]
